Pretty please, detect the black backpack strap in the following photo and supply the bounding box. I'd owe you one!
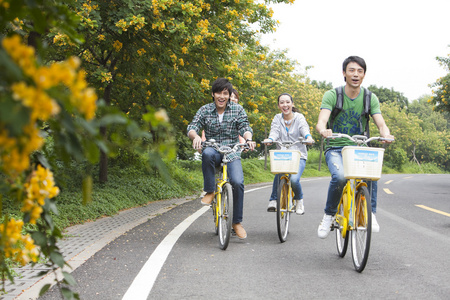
[326,87,344,147]
[328,86,344,131]
[360,87,372,138]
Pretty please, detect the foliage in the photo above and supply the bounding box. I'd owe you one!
[44,0,296,168]
[368,84,409,107]
[0,0,172,297]
[430,49,450,113]
[310,80,333,91]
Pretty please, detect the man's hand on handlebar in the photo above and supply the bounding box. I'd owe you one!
[380,134,395,144]
[192,135,202,151]
[246,140,256,151]
[319,129,333,138]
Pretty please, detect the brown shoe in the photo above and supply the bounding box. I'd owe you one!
[201,192,214,205]
[232,223,247,239]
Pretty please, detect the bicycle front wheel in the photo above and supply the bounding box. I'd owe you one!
[336,199,349,258]
[218,183,233,250]
[276,177,291,243]
[351,185,372,272]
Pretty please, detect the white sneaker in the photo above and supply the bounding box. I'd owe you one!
[372,213,380,233]
[267,200,277,212]
[317,214,334,239]
[295,199,304,215]
[200,190,207,198]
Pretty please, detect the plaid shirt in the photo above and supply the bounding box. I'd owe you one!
[187,101,253,161]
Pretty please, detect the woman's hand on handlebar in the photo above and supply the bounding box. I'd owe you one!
[305,136,315,145]
[262,138,273,146]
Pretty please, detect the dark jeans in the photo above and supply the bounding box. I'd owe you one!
[324,147,378,215]
[202,147,244,224]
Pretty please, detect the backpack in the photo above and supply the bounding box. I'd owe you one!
[328,86,372,138]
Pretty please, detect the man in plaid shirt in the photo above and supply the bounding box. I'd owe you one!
[187,78,256,239]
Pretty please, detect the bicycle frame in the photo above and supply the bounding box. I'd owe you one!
[278,173,295,215]
[336,179,368,238]
[214,163,228,228]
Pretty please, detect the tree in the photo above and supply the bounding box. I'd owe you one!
[310,80,333,91]
[368,85,409,108]
[430,48,450,114]
[408,95,448,132]
[47,0,295,178]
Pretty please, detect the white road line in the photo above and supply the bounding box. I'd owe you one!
[122,206,210,300]
[122,184,271,299]
[123,180,321,299]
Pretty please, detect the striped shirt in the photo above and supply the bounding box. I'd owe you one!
[187,101,253,161]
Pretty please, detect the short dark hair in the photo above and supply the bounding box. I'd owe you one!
[343,56,367,73]
[212,78,233,95]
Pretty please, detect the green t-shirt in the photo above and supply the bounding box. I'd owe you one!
[320,86,381,148]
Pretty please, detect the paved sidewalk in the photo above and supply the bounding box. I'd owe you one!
[0,196,196,300]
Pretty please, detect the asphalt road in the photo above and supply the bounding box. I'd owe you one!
[39,174,450,299]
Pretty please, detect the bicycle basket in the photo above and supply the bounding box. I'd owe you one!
[269,150,301,174]
[342,146,385,180]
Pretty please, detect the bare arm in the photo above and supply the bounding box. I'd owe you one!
[316,109,332,138]
[372,114,394,143]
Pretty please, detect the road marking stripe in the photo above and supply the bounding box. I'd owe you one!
[123,185,270,299]
[383,188,394,194]
[415,205,450,217]
[385,180,393,184]
[122,206,210,300]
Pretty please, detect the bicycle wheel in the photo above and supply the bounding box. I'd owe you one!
[276,177,290,243]
[351,185,372,272]
[218,183,233,250]
[335,199,349,258]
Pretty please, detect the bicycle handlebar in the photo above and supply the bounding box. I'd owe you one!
[326,133,394,145]
[262,137,314,149]
[201,139,249,154]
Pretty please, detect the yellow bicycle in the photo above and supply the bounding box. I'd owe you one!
[327,133,392,272]
[202,139,248,250]
[263,138,311,242]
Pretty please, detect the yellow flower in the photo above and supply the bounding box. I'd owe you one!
[113,40,123,52]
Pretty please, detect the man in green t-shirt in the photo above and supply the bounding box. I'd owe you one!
[315,56,394,239]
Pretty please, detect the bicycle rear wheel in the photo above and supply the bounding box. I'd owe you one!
[336,199,349,257]
[351,185,372,272]
[218,183,233,250]
[276,177,290,243]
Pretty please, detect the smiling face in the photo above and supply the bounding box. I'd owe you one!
[230,92,238,104]
[278,94,293,117]
[212,89,230,112]
[343,62,365,88]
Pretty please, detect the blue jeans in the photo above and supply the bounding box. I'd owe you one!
[269,159,306,201]
[202,147,244,224]
[324,147,378,215]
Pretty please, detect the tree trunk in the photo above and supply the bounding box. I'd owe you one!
[99,125,108,183]
[99,83,112,183]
